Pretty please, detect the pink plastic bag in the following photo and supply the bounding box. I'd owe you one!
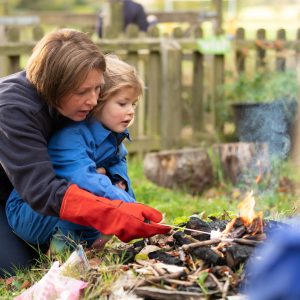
[15,261,88,300]
[15,246,89,300]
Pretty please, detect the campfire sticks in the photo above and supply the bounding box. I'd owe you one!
[181,237,261,252]
[160,223,262,247]
[159,223,218,237]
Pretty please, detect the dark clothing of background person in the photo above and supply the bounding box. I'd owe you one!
[96,0,149,38]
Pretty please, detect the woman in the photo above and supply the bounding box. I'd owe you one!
[6,54,146,252]
[0,28,170,276]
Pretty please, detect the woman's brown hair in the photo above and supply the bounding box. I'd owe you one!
[26,28,106,107]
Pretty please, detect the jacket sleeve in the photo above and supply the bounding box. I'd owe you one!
[0,104,70,216]
[106,144,135,199]
[48,128,136,203]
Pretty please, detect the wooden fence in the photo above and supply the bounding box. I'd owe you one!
[235,27,300,74]
[1,24,300,155]
[0,23,225,154]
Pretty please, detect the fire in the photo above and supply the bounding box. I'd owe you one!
[221,191,264,238]
[238,191,259,224]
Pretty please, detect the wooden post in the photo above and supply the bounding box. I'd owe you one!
[32,25,44,41]
[7,26,21,73]
[256,28,266,70]
[191,26,204,134]
[213,0,223,35]
[213,53,225,133]
[160,38,182,149]
[102,0,123,39]
[146,50,161,137]
[235,27,246,73]
[212,0,225,133]
[275,28,286,72]
[145,27,161,141]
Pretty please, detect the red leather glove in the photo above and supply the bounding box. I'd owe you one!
[60,184,171,242]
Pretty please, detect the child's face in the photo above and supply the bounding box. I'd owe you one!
[97,86,138,133]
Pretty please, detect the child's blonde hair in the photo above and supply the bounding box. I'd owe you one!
[93,54,144,114]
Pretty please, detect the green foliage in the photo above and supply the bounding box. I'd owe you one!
[196,271,209,295]
[221,70,299,104]
[173,215,191,226]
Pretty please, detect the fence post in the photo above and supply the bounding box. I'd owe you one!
[146,50,161,137]
[160,39,182,149]
[213,53,225,132]
[256,28,266,70]
[32,25,44,41]
[275,28,286,72]
[235,27,246,73]
[102,0,123,38]
[191,26,205,135]
[7,26,21,73]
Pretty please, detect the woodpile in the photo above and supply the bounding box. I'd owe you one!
[88,213,288,299]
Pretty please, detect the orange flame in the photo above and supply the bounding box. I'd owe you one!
[220,191,264,241]
[238,191,263,226]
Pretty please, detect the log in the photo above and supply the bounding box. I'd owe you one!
[144,148,214,194]
[213,142,270,185]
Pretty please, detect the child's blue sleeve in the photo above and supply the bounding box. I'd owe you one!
[48,128,136,203]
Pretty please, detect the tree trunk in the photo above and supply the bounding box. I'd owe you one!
[144,148,213,194]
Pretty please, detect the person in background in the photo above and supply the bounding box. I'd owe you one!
[97,0,149,38]
[0,28,170,277]
[244,218,300,300]
[5,54,144,252]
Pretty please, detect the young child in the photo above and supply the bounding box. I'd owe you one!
[5,54,144,251]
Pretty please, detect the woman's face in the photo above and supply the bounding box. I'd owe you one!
[57,69,104,121]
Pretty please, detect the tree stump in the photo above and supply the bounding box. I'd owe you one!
[213,142,270,185]
[143,148,214,194]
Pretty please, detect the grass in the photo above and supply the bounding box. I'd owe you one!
[0,156,299,298]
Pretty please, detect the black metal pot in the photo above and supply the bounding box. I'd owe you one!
[232,99,297,159]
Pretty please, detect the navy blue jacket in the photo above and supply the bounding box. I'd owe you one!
[0,71,72,215]
[48,118,135,202]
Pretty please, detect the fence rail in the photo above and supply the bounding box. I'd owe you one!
[0,23,300,154]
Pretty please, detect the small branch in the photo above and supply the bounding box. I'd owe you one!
[181,237,261,252]
[164,278,195,286]
[181,239,221,251]
[127,270,187,289]
[222,277,230,300]
[222,238,262,246]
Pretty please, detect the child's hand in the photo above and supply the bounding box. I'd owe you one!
[114,180,126,190]
[96,167,106,175]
